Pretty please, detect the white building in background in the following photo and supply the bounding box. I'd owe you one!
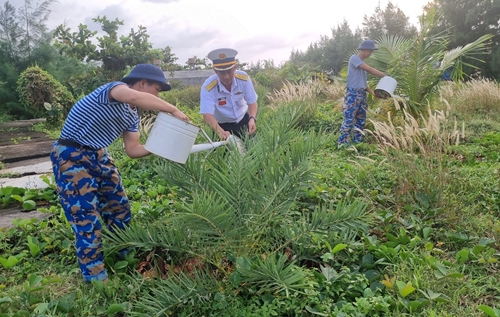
[165,70,215,87]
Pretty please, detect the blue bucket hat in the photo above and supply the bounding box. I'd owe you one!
[358,40,378,50]
[121,64,171,91]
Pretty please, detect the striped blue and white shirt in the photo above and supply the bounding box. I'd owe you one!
[60,82,139,148]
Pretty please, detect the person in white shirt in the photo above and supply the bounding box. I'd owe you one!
[200,48,258,139]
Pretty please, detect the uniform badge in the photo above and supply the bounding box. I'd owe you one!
[219,53,226,59]
[234,73,248,81]
[218,97,227,106]
[235,91,243,95]
[206,79,218,91]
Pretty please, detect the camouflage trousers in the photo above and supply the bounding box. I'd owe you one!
[338,88,368,145]
[50,142,131,282]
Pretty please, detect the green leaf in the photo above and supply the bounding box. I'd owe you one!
[0,297,13,305]
[106,303,126,315]
[478,238,496,246]
[409,299,430,313]
[229,271,241,288]
[11,310,30,317]
[27,274,43,290]
[422,227,432,239]
[22,200,37,211]
[11,194,23,202]
[478,305,500,317]
[33,302,49,314]
[27,236,41,257]
[331,243,347,254]
[425,242,434,251]
[363,288,374,298]
[400,283,416,297]
[472,245,486,255]
[446,272,464,279]
[456,249,470,264]
[0,256,20,268]
[114,261,128,270]
[385,233,399,242]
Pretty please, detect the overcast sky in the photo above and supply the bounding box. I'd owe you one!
[10,0,431,66]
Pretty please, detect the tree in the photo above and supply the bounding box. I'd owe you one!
[368,8,493,116]
[323,20,363,75]
[289,20,362,76]
[17,0,55,62]
[362,1,417,40]
[0,0,59,119]
[423,0,500,78]
[53,16,165,81]
[0,2,22,64]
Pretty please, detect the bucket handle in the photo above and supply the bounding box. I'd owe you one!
[199,128,214,145]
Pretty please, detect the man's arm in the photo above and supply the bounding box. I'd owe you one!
[110,85,189,121]
[359,63,386,78]
[122,131,150,158]
[203,113,230,140]
[247,102,258,135]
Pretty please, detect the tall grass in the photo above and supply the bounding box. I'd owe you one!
[454,78,500,116]
[267,80,345,132]
[269,80,344,105]
[364,108,463,213]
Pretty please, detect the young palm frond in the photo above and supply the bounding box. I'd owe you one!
[368,8,493,116]
[280,199,372,259]
[235,254,312,297]
[127,270,220,316]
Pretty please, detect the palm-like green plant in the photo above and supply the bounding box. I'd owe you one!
[368,8,493,116]
[105,103,373,314]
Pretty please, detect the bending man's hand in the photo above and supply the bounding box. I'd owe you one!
[218,129,231,140]
[248,120,256,135]
[172,109,190,122]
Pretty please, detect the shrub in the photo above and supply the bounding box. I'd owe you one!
[162,85,201,110]
[0,109,12,123]
[16,66,75,124]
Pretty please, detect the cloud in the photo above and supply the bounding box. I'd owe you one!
[140,0,179,3]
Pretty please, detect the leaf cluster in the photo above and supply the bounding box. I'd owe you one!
[16,65,75,123]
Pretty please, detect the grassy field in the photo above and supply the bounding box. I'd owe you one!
[1,79,499,317]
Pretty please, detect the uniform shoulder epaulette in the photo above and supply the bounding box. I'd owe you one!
[205,79,218,91]
[234,73,248,81]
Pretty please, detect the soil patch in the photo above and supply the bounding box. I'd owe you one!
[0,119,54,167]
[0,205,51,229]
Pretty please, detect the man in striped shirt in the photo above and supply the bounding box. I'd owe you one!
[50,64,189,283]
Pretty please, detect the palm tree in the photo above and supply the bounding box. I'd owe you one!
[368,8,493,116]
[105,103,373,314]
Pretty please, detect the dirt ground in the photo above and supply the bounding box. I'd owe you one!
[0,120,54,168]
[1,119,54,228]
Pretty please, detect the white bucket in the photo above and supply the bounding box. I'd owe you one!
[375,76,397,99]
[144,112,200,164]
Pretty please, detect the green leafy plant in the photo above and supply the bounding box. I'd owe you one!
[0,253,24,269]
[16,65,75,123]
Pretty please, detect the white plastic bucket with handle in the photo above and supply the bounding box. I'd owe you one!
[375,76,397,99]
[144,112,200,164]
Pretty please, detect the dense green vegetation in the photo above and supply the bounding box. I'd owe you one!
[1,76,499,316]
[1,0,499,316]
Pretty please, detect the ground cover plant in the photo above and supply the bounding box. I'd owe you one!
[0,77,499,316]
